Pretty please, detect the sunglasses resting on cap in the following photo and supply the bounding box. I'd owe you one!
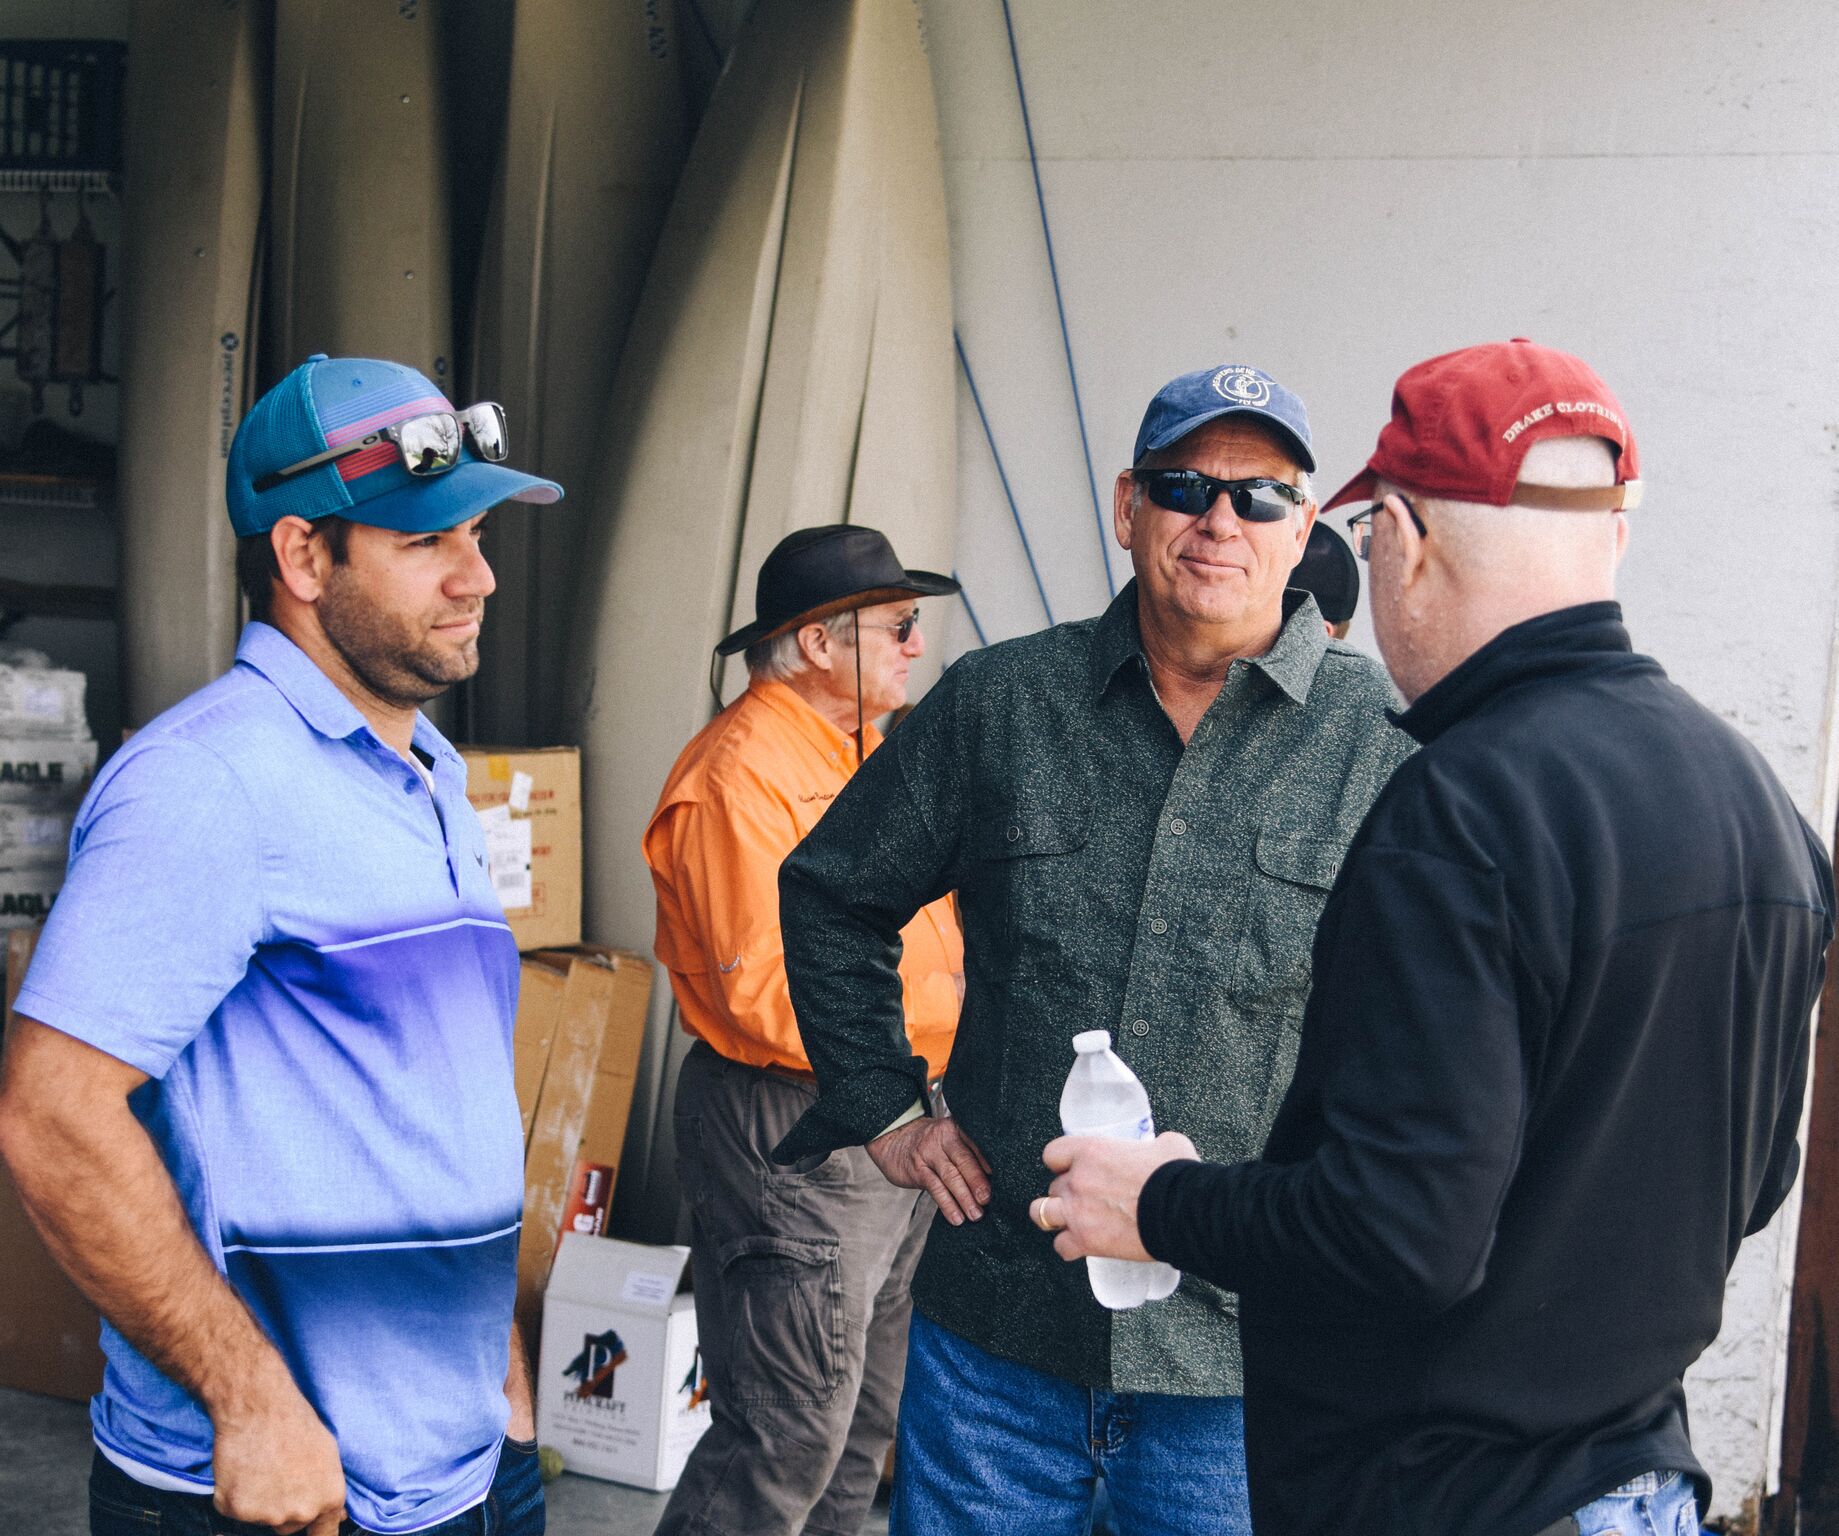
[253,402,511,494]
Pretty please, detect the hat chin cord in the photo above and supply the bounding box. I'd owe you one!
[853,609,865,769]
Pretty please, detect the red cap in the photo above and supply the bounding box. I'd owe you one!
[1322,339,1642,514]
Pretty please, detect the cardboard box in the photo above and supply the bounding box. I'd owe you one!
[0,662,87,739]
[551,946,653,1175]
[0,803,73,868]
[0,862,64,930]
[537,1234,710,1490]
[0,735,97,804]
[1,926,106,1401]
[459,747,580,951]
[514,947,652,1341]
[512,955,571,1143]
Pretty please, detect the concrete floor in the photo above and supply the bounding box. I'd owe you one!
[0,1386,890,1533]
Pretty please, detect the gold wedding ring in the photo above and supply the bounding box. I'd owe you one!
[1031,1196,1062,1233]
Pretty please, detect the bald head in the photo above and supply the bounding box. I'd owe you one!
[1367,435,1630,702]
[1391,436,1623,592]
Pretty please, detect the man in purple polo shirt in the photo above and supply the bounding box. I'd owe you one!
[0,356,560,1535]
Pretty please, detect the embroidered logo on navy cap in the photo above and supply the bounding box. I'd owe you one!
[1211,366,1273,407]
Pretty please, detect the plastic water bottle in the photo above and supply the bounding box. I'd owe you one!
[1058,1029,1182,1310]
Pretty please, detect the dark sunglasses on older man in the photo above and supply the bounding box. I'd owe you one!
[854,611,920,644]
[1131,468,1306,523]
[253,402,510,494]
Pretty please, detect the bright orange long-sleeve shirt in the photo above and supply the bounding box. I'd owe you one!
[642,678,961,1076]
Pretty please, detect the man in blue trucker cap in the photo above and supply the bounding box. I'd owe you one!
[769,364,1412,1535]
[0,356,560,1536]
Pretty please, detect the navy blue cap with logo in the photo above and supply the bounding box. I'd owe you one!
[1133,364,1315,473]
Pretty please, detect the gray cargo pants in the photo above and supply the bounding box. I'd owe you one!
[657,1040,933,1536]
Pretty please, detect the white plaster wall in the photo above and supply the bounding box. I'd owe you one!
[920,0,1839,1517]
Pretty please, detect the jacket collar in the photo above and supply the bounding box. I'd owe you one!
[1395,600,1638,746]
[1089,580,1329,706]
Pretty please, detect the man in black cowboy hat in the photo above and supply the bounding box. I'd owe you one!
[643,525,966,1536]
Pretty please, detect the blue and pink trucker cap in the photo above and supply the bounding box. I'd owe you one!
[227,355,562,536]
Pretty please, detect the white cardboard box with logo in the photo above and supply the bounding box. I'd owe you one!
[536,1234,710,1490]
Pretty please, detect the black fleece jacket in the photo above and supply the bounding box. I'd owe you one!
[1138,603,1832,1536]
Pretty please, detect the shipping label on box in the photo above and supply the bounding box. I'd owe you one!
[537,1235,711,1491]
[0,864,63,930]
[0,803,73,868]
[460,748,580,951]
[0,664,87,739]
[0,736,97,805]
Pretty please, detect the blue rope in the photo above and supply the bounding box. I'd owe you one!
[1000,0,1114,600]
[954,574,989,648]
[956,329,1054,627]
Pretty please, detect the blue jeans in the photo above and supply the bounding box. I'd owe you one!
[890,1312,1250,1536]
[88,1437,545,1536]
[1570,1470,1700,1536]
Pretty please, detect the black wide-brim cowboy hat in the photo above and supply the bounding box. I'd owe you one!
[715,524,960,656]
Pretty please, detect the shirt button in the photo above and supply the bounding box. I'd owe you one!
[1130,1018,1151,1038]
[1169,817,1187,836]
[1006,824,1022,843]
[1149,917,1168,935]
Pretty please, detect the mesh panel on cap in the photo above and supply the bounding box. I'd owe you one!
[249,367,354,524]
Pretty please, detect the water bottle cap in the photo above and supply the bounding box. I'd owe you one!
[1072,1029,1112,1054]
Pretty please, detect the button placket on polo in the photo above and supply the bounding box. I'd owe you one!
[428,756,468,895]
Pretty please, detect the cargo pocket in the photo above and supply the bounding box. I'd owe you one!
[718,1234,844,1407]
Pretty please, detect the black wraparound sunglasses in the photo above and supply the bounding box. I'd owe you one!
[1131,468,1306,523]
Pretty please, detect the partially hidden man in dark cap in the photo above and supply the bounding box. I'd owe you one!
[1041,340,1833,1536]
[0,356,560,1536]
[644,526,966,1536]
[1293,520,1360,639]
[768,368,1413,1533]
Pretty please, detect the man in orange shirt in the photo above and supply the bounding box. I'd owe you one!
[645,525,966,1536]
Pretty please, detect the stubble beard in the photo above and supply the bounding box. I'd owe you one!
[317,567,481,711]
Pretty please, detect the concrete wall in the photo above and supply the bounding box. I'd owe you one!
[921,0,1839,1518]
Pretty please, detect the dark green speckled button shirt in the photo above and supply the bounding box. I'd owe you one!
[774,582,1414,1395]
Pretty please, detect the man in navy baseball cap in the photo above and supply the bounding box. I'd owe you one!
[763,357,1411,1536]
[0,358,561,1536]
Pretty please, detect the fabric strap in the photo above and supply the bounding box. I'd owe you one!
[1510,480,1642,512]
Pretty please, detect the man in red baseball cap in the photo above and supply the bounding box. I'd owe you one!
[1038,339,1832,1536]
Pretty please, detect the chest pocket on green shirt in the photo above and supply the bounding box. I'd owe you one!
[967,800,1090,981]
[1230,824,1342,1015]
